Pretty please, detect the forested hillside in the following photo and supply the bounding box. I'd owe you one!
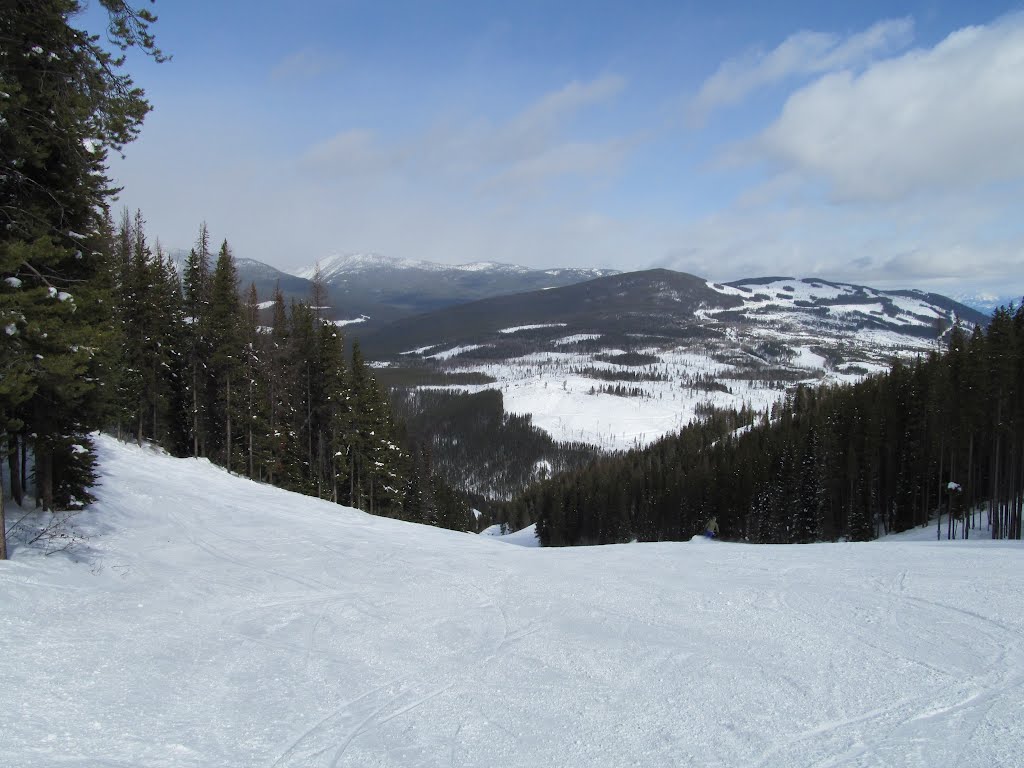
[529,313,1024,545]
[391,388,600,508]
[0,3,474,558]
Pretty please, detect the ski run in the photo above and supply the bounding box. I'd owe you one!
[2,434,1022,767]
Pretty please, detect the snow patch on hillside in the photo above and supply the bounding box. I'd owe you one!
[427,344,490,360]
[499,323,568,334]
[332,315,370,327]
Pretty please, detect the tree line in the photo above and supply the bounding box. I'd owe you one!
[391,388,599,505]
[528,313,1024,545]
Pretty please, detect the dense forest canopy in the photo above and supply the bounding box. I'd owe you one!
[526,313,1024,546]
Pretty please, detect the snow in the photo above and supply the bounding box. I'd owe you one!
[438,349,775,450]
[400,344,440,356]
[499,323,568,334]
[291,254,530,280]
[790,346,829,369]
[1,435,1022,767]
[552,333,602,345]
[332,315,370,327]
[426,344,489,360]
[480,523,541,547]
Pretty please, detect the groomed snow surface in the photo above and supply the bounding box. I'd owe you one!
[2,436,1022,767]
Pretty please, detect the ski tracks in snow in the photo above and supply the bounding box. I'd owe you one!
[758,563,1024,767]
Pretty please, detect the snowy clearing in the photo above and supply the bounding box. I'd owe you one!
[332,315,370,327]
[426,344,489,360]
[1,436,1022,767]
[498,324,568,335]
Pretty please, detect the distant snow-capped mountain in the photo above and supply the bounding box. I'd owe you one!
[269,253,621,330]
[950,292,1018,315]
[290,252,615,282]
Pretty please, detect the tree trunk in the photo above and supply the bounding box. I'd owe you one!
[306,363,312,483]
[936,435,945,540]
[1,471,7,560]
[192,361,200,458]
[152,359,159,444]
[36,445,53,511]
[8,434,24,506]
[225,371,232,473]
[992,431,1002,539]
[244,376,250,479]
[964,434,973,539]
[268,378,275,486]
[1,435,8,560]
[20,437,27,499]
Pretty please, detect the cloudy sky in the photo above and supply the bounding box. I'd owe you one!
[100,0,1023,299]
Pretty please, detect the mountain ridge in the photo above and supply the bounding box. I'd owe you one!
[290,252,619,282]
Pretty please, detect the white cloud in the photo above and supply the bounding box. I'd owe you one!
[510,75,626,138]
[746,14,1024,202]
[300,130,402,177]
[299,75,630,191]
[658,186,1024,297]
[689,18,913,123]
[271,47,342,81]
[488,139,631,189]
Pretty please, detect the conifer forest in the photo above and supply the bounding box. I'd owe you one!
[525,316,1024,546]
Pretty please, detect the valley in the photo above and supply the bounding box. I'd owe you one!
[364,270,984,452]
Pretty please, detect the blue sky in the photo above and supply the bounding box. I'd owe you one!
[99,1,1024,299]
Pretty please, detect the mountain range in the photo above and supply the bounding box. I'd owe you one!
[232,253,619,331]
[172,248,995,453]
[356,269,987,450]
[360,269,986,357]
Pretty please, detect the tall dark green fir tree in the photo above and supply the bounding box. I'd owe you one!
[1,1,163,552]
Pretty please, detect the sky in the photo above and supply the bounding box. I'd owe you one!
[94,1,1024,300]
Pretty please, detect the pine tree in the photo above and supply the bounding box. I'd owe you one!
[240,283,271,480]
[349,341,407,516]
[1,1,162,548]
[316,320,352,502]
[204,240,243,470]
[182,223,212,457]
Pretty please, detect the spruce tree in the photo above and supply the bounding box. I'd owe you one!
[182,223,212,456]
[1,1,162,546]
[240,283,271,480]
[204,240,243,470]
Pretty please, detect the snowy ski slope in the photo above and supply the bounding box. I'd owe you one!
[1,436,1022,767]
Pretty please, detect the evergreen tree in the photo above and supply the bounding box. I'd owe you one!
[182,223,212,457]
[1,1,162,547]
[240,283,271,480]
[204,240,243,470]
